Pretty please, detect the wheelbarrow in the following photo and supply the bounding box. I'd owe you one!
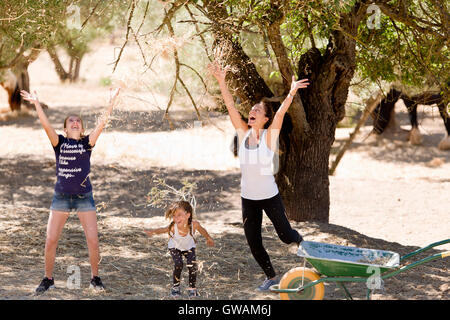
[270,239,450,300]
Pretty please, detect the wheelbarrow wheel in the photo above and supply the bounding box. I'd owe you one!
[279,267,324,300]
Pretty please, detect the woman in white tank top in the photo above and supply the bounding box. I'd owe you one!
[209,61,309,291]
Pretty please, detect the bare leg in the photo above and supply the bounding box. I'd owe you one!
[44,210,70,278]
[77,210,100,277]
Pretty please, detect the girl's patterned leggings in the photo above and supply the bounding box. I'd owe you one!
[169,247,197,288]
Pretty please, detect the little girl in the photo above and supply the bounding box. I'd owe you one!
[145,200,214,298]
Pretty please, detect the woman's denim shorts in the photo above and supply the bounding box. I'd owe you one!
[50,191,96,212]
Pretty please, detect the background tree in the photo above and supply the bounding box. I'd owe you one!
[46,0,129,83]
[0,0,66,110]
[0,1,129,112]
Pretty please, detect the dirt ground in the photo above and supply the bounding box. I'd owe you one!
[0,42,449,300]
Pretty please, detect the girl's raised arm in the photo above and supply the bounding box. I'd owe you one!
[208,62,248,136]
[89,88,120,147]
[20,90,59,147]
[266,76,309,150]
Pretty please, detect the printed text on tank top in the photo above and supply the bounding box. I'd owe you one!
[53,134,93,194]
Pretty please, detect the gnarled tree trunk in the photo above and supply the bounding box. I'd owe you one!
[47,46,83,83]
[2,48,44,111]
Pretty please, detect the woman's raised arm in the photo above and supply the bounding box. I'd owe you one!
[88,88,120,147]
[21,90,59,147]
[208,62,248,135]
[266,76,309,150]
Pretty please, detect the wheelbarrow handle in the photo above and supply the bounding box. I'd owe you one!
[382,251,449,280]
[400,239,450,262]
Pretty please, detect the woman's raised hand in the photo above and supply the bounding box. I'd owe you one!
[289,76,310,95]
[20,90,39,105]
[208,61,230,82]
[109,87,121,105]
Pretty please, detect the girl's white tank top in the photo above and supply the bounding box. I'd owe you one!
[168,223,196,251]
[238,129,279,200]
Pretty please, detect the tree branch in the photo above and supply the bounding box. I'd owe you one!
[265,4,310,134]
[112,0,136,73]
[376,2,446,39]
[80,0,102,31]
[185,4,212,61]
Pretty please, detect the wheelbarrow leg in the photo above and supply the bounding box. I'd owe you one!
[336,282,353,300]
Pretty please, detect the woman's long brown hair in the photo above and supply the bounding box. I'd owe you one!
[259,98,277,129]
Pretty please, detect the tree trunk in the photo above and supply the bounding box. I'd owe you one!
[47,46,70,82]
[276,131,333,222]
[47,46,83,83]
[205,2,273,113]
[276,49,337,222]
[9,48,43,111]
[67,55,82,82]
[71,56,81,82]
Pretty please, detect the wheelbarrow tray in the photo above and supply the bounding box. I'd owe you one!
[297,241,400,277]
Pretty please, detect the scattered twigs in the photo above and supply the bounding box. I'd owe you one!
[147,178,197,211]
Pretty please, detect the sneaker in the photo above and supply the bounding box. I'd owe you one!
[90,276,105,291]
[257,278,279,291]
[188,288,200,298]
[170,285,181,297]
[35,277,55,294]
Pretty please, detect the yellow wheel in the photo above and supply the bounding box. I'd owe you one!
[279,267,324,300]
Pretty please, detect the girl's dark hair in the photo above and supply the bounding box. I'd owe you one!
[259,98,277,129]
[165,200,194,238]
[63,115,85,137]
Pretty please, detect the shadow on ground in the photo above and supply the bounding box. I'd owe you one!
[1,204,448,300]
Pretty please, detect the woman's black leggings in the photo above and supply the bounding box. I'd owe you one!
[242,193,302,279]
[169,248,197,288]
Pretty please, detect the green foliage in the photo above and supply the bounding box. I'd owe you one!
[100,76,112,86]
[0,0,66,72]
[50,1,129,59]
[1,0,447,102]
[0,0,128,80]
[204,1,447,96]
[356,3,448,94]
